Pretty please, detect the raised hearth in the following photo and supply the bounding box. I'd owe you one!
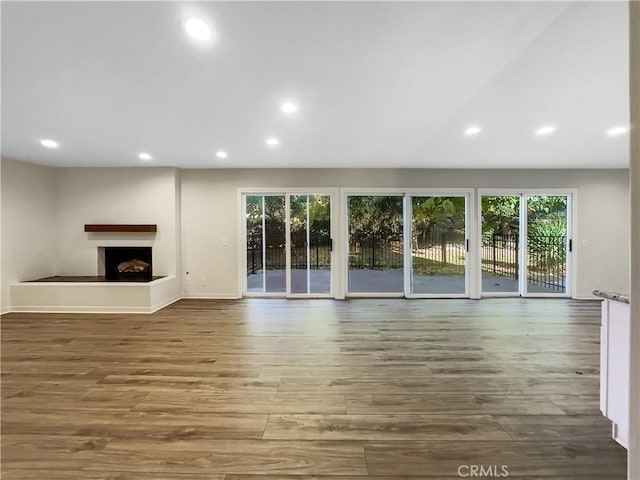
[11,276,179,313]
[28,275,164,283]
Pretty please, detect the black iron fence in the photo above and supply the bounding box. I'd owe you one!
[526,234,567,291]
[481,233,566,292]
[247,232,331,274]
[248,231,567,291]
[248,230,466,273]
[481,233,519,278]
[412,230,466,266]
[348,235,404,269]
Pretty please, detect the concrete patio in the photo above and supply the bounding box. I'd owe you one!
[247,270,564,295]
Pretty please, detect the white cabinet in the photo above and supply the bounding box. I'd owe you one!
[600,298,631,449]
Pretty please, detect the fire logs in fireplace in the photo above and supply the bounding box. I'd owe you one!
[104,247,152,281]
[117,259,150,273]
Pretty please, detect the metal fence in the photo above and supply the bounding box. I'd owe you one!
[247,232,331,274]
[481,233,566,291]
[248,231,567,291]
[412,230,466,266]
[481,233,519,278]
[248,230,465,273]
[526,234,567,291]
[348,235,404,269]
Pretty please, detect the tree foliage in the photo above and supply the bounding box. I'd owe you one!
[481,195,567,236]
[348,196,403,238]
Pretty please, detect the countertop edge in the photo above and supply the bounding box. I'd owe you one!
[592,289,630,304]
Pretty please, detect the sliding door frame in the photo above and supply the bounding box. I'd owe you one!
[342,188,473,299]
[404,189,472,298]
[342,189,406,298]
[238,187,339,298]
[477,188,577,298]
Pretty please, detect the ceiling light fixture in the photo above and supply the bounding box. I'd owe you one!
[281,102,298,114]
[138,152,152,161]
[185,18,212,41]
[464,126,482,136]
[216,151,228,159]
[606,125,629,137]
[535,126,556,136]
[40,139,59,149]
[266,137,280,147]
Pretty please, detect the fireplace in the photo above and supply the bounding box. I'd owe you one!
[104,247,152,282]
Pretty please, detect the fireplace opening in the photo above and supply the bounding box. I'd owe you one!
[104,247,152,282]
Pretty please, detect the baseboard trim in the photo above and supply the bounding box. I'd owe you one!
[9,305,157,314]
[181,293,241,300]
[150,295,182,313]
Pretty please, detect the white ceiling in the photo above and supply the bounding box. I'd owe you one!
[1,1,630,169]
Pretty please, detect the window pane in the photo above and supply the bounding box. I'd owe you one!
[246,195,286,293]
[348,195,404,293]
[411,196,466,294]
[481,195,521,294]
[526,195,568,294]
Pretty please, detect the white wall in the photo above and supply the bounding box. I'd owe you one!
[55,167,181,283]
[181,168,630,299]
[0,161,630,309]
[627,2,639,477]
[1,158,57,312]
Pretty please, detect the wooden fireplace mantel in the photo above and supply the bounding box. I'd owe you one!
[84,224,157,233]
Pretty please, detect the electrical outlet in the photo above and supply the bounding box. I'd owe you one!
[201,278,207,286]
[221,236,228,246]
[185,278,190,286]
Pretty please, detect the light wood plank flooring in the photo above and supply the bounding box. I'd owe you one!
[1,298,627,479]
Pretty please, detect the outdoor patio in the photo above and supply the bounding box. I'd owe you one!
[247,270,564,295]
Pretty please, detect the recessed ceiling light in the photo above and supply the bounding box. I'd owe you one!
[606,125,629,137]
[40,139,59,149]
[535,126,556,136]
[266,137,280,147]
[281,102,298,114]
[216,151,228,159]
[464,126,482,136]
[185,18,212,41]
[138,152,152,161]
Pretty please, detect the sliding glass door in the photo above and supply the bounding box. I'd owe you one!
[345,191,469,297]
[243,190,570,298]
[244,192,333,297]
[246,195,287,293]
[347,195,404,294]
[525,195,569,295]
[289,194,332,295]
[480,193,571,297]
[409,196,467,295]
[481,195,521,294]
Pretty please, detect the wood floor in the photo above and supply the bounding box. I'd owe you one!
[1,298,627,479]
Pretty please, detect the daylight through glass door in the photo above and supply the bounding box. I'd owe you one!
[289,195,331,295]
[410,196,467,295]
[246,195,286,293]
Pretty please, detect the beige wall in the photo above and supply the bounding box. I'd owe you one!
[1,158,57,312]
[181,168,630,299]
